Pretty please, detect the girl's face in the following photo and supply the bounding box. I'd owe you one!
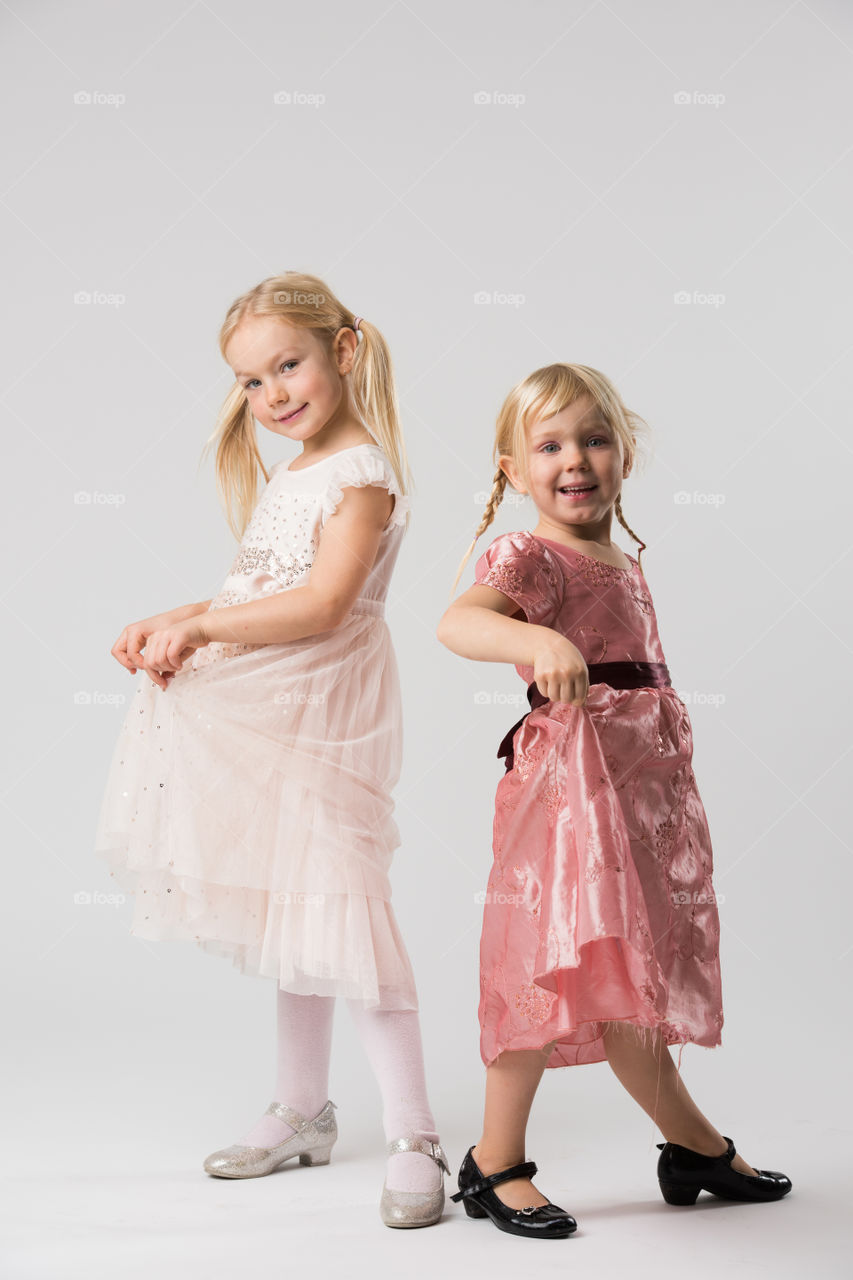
[499,393,629,541]
[225,315,356,443]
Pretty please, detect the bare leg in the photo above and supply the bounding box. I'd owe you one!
[471,1044,556,1210]
[602,1021,758,1177]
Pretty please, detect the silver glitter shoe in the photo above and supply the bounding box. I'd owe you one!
[203,1100,338,1178]
[379,1134,451,1228]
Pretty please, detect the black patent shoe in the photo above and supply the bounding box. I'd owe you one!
[449,1145,577,1238]
[656,1136,792,1205]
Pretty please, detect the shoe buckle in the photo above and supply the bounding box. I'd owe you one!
[386,1136,450,1175]
[427,1140,451,1175]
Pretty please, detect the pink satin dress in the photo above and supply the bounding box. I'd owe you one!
[473,530,724,1070]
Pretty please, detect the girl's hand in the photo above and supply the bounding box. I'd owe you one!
[138,621,211,691]
[532,632,590,707]
[112,605,207,676]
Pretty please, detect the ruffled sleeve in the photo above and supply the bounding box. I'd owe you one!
[318,448,411,534]
[473,531,563,628]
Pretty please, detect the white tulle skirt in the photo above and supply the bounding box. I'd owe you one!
[94,600,419,1010]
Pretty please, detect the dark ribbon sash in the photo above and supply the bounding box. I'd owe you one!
[497,660,673,773]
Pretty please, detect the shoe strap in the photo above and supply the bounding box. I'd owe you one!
[656,1136,737,1163]
[265,1099,336,1131]
[265,1101,309,1130]
[452,1158,538,1200]
[386,1135,451,1175]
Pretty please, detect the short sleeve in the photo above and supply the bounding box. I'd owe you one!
[318,448,410,533]
[473,531,563,627]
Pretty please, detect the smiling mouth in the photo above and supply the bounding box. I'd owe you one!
[278,404,306,422]
[558,484,597,495]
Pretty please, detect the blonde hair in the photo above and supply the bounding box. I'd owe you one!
[449,363,653,600]
[200,271,413,541]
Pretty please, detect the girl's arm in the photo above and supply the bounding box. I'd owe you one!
[437,585,589,706]
[167,599,213,622]
[437,584,546,665]
[201,485,395,646]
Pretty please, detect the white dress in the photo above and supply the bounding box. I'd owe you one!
[94,443,419,1010]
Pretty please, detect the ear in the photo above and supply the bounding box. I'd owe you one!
[334,326,358,376]
[498,454,527,494]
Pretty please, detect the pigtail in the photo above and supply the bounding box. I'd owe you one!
[200,384,271,543]
[348,318,413,532]
[614,493,647,576]
[447,466,509,604]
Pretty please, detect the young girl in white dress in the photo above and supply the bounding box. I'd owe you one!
[95,271,449,1229]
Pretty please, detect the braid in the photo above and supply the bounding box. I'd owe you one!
[475,466,509,539]
[448,467,509,602]
[614,493,646,576]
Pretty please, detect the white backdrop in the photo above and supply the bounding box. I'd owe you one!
[3,2,850,1276]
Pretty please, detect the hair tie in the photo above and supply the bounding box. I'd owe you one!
[352,316,362,332]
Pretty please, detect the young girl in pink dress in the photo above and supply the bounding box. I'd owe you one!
[437,363,792,1239]
[95,272,449,1229]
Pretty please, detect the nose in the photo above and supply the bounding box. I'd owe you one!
[267,383,285,409]
[561,447,589,472]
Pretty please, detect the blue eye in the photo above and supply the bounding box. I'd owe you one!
[243,360,298,389]
[541,436,608,453]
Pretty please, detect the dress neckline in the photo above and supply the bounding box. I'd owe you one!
[275,442,382,474]
[531,532,637,573]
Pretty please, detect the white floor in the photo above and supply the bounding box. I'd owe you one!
[5,953,845,1278]
[2,1122,843,1279]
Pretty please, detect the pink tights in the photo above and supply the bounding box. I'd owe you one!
[238,989,442,1193]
